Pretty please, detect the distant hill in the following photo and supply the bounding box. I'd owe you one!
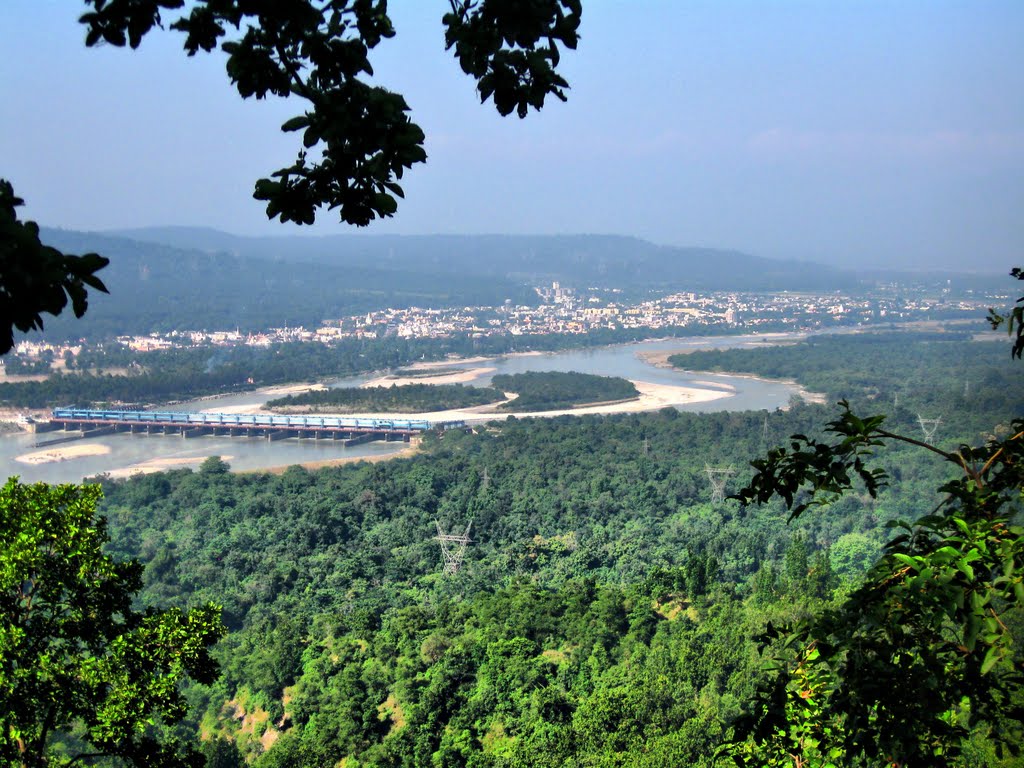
[110,227,860,293]
[36,228,538,341]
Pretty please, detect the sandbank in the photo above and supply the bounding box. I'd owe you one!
[204,404,274,415]
[16,443,111,465]
[401,356,493,370]
[361,366,496,388]
[261,382,327,396]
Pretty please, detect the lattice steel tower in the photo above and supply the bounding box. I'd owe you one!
[917,415,942,442]
[435,520,473,576]
[705,464,735,504]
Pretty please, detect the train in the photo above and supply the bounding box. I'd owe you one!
[49,408,461,432]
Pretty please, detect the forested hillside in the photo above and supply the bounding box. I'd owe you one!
[109,228,861,294]
[90,333,1023,767]
[35,229,538,340]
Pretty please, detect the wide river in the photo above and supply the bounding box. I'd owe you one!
[0,333,814,484]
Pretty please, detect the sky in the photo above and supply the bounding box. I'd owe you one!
[2,1,1023,272]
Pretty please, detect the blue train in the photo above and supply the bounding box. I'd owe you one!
[50,408,460,432]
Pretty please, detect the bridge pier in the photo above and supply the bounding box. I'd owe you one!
[342,432,376,447]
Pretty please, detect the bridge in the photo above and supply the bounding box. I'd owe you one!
[43,408,464,445]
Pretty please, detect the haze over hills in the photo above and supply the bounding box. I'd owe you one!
[37,228,538,341]
[33,226,1000,343]
[108,226,859,293]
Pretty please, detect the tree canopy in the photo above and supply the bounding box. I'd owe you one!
[0,479,224,767]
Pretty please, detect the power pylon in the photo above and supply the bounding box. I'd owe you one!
[917,415,942,442]
[705,464,735,504]
[435,520,473,576]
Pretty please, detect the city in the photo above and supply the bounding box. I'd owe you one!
[7,282,996,364]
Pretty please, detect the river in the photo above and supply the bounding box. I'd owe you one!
[0,332,814,483]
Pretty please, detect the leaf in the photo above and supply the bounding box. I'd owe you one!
[981,646,1000,675]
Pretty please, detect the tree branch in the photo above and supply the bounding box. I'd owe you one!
[873,427,960,463]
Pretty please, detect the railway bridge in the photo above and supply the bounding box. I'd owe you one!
[43,408,464,445]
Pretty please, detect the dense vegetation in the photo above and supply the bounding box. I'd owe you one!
[80,331,1022,767]
[492,371,639,412]
[266,383,505,413]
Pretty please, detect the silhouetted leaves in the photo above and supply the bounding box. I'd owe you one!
[78,0,579,226]
[988,266,1024,359]
[0,180,109,355]
[444,0,582,118]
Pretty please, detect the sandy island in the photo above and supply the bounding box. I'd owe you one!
[16,443,112,465]
[361,366,496,388]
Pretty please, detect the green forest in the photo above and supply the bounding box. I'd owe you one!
[266,383,505,414]
[46,331,1017,767]
[491,372,639,412]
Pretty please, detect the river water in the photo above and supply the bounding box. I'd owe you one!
[0,333,812,483]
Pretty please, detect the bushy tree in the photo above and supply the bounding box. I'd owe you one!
[0,479,224,767]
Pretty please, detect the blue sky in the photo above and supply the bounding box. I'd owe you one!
[2,1,1022,271]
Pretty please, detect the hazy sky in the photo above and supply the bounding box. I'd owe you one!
[2,2,1022,272]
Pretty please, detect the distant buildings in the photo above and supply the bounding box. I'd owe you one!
[10,283,992,369]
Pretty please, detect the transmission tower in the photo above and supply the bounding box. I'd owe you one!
[435,520,473,576]
[705,464,735,504]
[762,414,769,444]
[481,466,490,490]
[917,415,942,442]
